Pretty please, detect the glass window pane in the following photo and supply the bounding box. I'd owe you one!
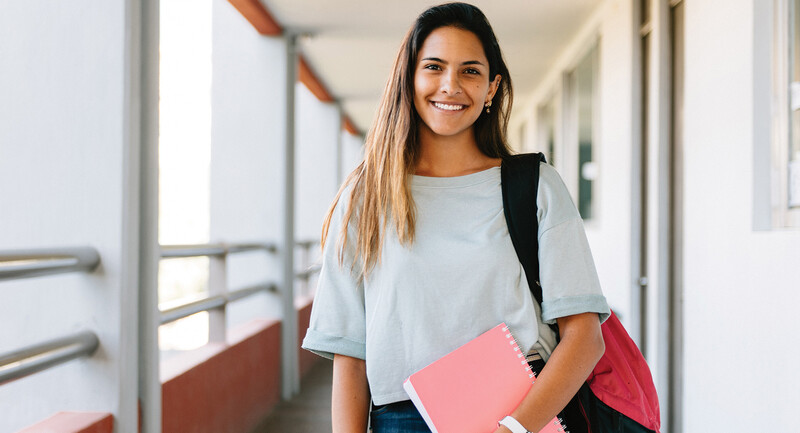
[537,99,556,165]
[576,46,598,219]
[790,0,800,207]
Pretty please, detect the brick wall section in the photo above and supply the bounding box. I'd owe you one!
[17,412,113,433]
[297,299,320,377]
[161,318,282,433]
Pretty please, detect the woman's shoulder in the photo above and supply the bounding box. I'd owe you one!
[537,162,563,185]
[537,163,570,202]
[536,163,581,229]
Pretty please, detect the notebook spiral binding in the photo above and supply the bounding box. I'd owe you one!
[502,325,570,433]
[501,325,536,380]
[556,417,569,433]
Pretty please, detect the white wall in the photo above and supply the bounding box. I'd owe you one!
[295,84,340,243]
[340,130,365,182]
[682,0,800,430]
[0,1,140,431]
[209,1,287,325]
[294,84,341,300]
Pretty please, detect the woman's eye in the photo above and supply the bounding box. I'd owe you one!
[464,68,480,75]
[424,64,442,71]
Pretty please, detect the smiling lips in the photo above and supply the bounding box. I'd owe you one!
[432,101,467,111]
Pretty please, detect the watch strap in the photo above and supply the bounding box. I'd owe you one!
[498,415,531,433]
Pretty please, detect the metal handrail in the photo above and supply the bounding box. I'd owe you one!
[0,247,100,282]
[158,269,321,325]
[227,282,276,303]
[160,295,227,324]
[0,331,99,386]
[157,241,319,325]
[160,283,278,324]
[295,240,318,249]
[160,242,276,259]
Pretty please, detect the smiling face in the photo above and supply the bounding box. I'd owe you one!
[413,26,501,145]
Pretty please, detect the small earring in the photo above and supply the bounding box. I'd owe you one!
[484,101,492,114]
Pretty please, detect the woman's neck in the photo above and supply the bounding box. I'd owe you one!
[414,128,501,177]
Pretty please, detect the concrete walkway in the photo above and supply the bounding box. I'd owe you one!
[251,359,333,433]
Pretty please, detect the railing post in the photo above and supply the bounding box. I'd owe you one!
[137,0,161,430]
[280,32,300,400]
[299,242,309,298]
[208,251,228,343]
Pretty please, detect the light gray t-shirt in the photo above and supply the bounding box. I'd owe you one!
[301,164,610,405]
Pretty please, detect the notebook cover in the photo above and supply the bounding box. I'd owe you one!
[403,323,566,433]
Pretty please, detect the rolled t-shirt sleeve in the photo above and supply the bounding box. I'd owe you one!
[301,195,367,360]
[536,164,610,325]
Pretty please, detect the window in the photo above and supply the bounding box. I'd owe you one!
[566,44,599,220]
[789,1,800,212]
[772,0,800,227]
[537,97,557,165]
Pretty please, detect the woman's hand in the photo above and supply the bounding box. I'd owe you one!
[332,354,371,433]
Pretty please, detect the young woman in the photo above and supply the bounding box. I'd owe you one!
[302,3,610,433]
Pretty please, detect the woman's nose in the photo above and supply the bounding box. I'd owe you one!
[440,71,462,95]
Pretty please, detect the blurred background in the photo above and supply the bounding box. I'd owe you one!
[1,0,799,432]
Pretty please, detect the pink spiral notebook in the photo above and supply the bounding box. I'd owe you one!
[403,323,567,433]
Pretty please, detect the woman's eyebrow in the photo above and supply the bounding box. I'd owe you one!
[420,57,486,66]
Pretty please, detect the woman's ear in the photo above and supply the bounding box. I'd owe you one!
[486,74,502,103]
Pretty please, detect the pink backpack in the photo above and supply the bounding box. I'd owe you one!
[502,153,661,433]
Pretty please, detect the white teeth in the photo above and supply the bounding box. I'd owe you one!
[433,102,465,111]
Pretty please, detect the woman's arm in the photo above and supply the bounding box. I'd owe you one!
[494,312,605,433]
[332,354,371,433]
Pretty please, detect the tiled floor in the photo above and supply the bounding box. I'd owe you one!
[251,359,333,433]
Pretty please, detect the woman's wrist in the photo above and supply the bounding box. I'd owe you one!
[498,415,531,433]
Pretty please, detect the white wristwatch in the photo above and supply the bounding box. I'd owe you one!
[498,415,531,433]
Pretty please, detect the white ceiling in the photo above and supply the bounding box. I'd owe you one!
[262,0,601,134]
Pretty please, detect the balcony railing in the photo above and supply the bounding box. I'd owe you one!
[0,247,101,385]
[0,240,321,388]
[158,241,320,339]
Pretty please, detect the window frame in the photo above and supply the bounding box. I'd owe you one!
[564,41,601,222]
[772,0,800,228]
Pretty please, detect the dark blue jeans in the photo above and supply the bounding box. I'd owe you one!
[370,400,432,433]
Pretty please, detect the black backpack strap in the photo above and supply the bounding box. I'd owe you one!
[500,153,546,312]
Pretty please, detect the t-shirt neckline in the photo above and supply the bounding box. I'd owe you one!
[411,166,500,188]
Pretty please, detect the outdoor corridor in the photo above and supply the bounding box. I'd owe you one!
[252,359,333,433]
[3,0,800,432]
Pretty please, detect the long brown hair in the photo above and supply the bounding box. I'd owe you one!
[322,2,514,277]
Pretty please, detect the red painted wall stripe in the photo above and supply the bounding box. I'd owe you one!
[227,0,282,35]
[17,412,113,433]
[297,300,318,377]
[298,56,335,103]
[343,116,360,136]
